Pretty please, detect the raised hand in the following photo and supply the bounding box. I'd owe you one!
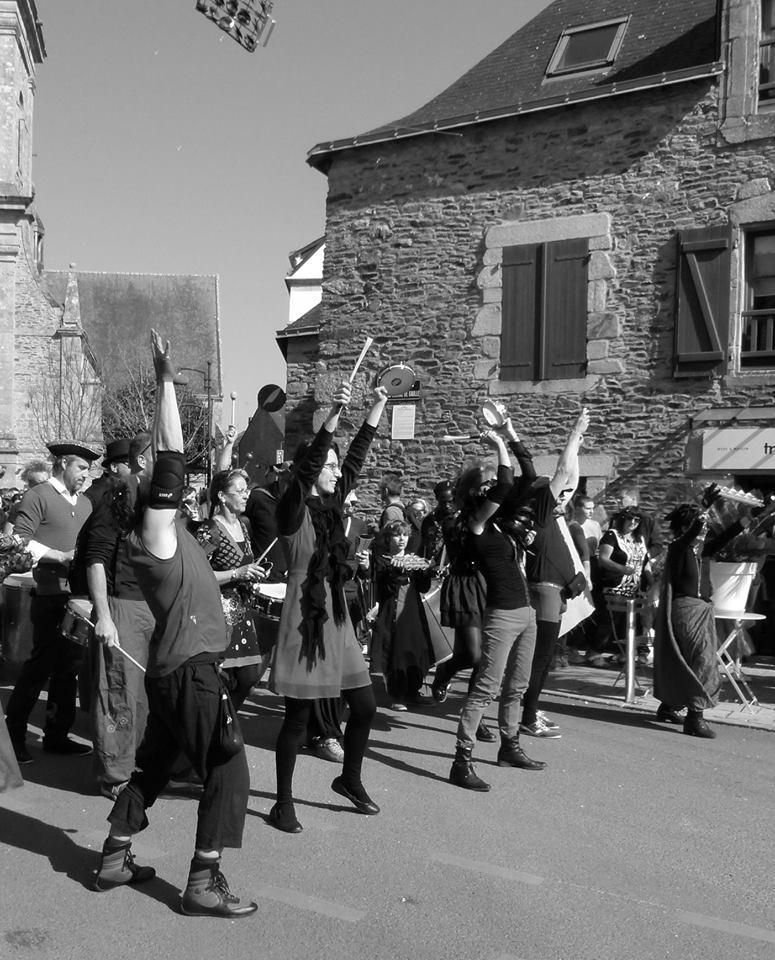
[150,329,175,382]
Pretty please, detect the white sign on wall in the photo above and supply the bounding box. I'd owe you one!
[390,404,416,440]
[701,427,775,471]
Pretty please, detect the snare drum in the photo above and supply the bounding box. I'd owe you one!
[252,583,286,655]
[60,597,94,647]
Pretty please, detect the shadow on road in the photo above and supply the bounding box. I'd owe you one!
[0,806,181,910]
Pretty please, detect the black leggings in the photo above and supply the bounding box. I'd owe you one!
[521,619,562,726]
[222,663,260,713]
[275,685,377,803]
[436,625,482,694]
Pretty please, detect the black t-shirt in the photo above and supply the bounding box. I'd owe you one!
[525,485,576,587]
[467,524,530,610]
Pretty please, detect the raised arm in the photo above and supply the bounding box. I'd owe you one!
[468,431,514,534]
[141,331,185,560]
[339,386,389,499]
[549,408,589,502]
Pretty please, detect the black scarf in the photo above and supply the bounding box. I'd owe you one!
[298,496,350,666]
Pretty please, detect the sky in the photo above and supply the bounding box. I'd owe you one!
[33,0,551,431]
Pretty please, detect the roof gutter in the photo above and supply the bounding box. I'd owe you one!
[308,61,724,167]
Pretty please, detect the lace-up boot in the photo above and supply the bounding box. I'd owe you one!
[180,858,258,918]
[93,839,156,891]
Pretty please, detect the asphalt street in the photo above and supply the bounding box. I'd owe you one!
[1,681,774,960]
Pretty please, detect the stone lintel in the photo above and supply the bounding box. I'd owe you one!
[489,375,601,396]
[532,453,615,479]
[485,212,612,249]
[729,189,775,226]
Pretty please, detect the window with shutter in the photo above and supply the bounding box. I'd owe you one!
[742,228,775,368]
[674,226,730,377]
[500,238,588,381]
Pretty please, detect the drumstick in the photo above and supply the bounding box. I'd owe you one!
[85,617,147,672]
[255,538,278,565]
[348,337,374,383]
[113,642,146,673]
[442,433,480,442]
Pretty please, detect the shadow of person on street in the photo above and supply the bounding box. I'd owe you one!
[0,806,181,909]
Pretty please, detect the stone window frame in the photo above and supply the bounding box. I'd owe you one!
[720,0,775,143]
[726,183,775,383]
[473,212,619,396]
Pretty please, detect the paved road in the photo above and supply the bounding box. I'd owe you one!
[1,684,773,960]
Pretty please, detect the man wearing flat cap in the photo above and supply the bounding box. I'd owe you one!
[85,438,132,508]
[5,440,99,764]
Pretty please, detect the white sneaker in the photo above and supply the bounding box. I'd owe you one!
[536,711,560,732]
[313,738,344,763]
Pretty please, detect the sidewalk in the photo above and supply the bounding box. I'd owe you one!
[543,655,775,732]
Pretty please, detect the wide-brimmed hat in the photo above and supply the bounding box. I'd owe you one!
[102,438,131,465]
[46,440,101,463]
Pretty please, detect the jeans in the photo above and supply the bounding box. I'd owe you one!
[457,606,536,747]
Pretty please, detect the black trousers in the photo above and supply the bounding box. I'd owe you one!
[108,658,249,851]
[5,594,82,744]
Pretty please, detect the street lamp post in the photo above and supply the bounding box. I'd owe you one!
[176,362,213,485]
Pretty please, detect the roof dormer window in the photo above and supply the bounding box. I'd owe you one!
[546,17,628,77]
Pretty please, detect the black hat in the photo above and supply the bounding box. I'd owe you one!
[46,440,101,463]
[103,438,131,465]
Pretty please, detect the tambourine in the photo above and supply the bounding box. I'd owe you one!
[377,363,416,397]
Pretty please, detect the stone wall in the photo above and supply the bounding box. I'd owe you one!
[289,78,775,521]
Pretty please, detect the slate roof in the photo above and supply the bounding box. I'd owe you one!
[41,271,222,395]
[276,302,321,338]
[308,0,721,168]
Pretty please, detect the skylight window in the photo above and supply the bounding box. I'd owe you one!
[546,17,629,77]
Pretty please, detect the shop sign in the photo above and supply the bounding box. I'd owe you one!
[701,427,775,470]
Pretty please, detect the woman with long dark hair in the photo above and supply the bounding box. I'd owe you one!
[195,468,267,711]
[269,382,388,832]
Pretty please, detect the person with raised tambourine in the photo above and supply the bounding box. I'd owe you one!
[268,381,389,833]
[447,428,544,792]
[369,518,435,710]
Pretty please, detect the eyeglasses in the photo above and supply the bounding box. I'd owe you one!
[320,463,341,476]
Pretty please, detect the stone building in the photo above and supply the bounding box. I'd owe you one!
[291,0,775,516]
[0,2,223,477]
[0,1,100,474]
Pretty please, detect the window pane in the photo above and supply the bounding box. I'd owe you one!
[763,0,775,39]
[559,25,619,69]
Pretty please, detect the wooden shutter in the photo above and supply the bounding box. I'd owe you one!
[500,243,539,380]
[674,226,730,377]
[541,237,588,380]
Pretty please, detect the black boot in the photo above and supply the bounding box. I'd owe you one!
[683,710,716,739]
[475,719,497,742]
[449,743,490,792]
[497,735,546,770]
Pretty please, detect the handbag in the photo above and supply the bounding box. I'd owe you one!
[218,678,244,759]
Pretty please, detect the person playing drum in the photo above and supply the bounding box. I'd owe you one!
[195,469,268,711]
